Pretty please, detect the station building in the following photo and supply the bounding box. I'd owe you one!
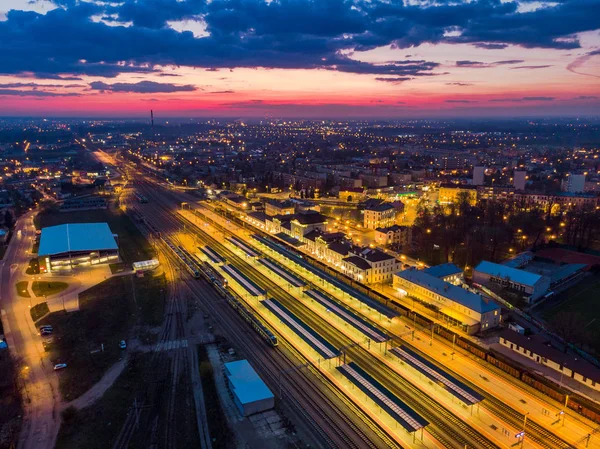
[38,222,119,273]
[473,261,550,303]
[393,268,501,334]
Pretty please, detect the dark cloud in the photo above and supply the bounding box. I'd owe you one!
[89,81,197,93]
[573,95,598,100]
[445,99,477,103]
[490,96,555,102]
[446,82,473,86]
[210,90,235,94]
[0,89,81,97]
[0,82,83,88]
[473,43,509,50]
[456,59,524,68]
[511,65,552,69]
[157,73,181,77]
[375,77,413,83]
[0,0,598,80]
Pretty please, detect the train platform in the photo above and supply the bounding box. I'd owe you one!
[228,236,260,258]
[262,298,338,359]
[252,234,398,319]
[337,362,428,433]
[258,258,305,288]
[304,289,388,343]
[200,245,226,264]
[221,264,266,297]
[390,346,483,406]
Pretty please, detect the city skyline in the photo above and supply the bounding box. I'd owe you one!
[0,0,599,117]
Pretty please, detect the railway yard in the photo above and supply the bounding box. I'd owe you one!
[104,161,600,449]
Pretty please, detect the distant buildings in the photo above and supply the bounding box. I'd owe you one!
[472,166,485,186]
[364,202,396,229]
[438,184,478,206]
[393,268,501,334]
[561,173,586,193]
[513,170,527,191]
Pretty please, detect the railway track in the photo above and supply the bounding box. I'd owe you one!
[138,183,503,449]
[135,184,400,449]
[186,190,580,449]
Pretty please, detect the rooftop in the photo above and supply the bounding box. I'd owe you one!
[293,211,328,225]
[38,222,118,257]
[224,360,274,405]
[343,255,372,270]
[365,202,395,212]
[396,269,499,314]
[375,224,408,233]
[474,261,546,287]
[423,263,462,279]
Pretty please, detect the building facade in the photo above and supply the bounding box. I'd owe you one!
[364,203,396,229]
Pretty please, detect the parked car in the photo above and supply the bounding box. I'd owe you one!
[53,363,67,371]
[39,325,53,332]
[119,340,127,349]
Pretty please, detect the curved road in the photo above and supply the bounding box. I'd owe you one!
[0,212,60,449]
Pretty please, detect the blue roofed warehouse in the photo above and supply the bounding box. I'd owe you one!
[38,222,120,272]
[224,360,274,417]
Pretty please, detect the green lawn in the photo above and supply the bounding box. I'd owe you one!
[54,353,151,449]
[30,302,50,322]
[15,281,30,298]
[37,272,166,401]
[35,202,154,264]
[26,258,40,275]
[37,276,138,401]
[538,274,600,353]
[32,281,69,298]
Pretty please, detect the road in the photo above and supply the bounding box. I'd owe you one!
[0,212,60,449]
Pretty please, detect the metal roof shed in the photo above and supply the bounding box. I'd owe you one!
[38,223,118,257]
[224,360,274,417]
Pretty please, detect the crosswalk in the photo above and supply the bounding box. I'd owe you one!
[153,339,188,352]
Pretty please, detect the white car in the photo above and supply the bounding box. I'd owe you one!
[53,363,67,371]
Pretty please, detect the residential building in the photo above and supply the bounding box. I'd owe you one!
[472,166,485,186]
[364,202,396,229]
[342,248,401,284]
[393,268,501,334]
[438,184,478,206]
[374,225,412,247]
[561,173,586,193]
[513,170,527,191]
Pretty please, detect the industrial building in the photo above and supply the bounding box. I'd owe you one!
[38,222,119,272]
[472,261,550,303]
[224,360,274,417]
[393,268,501,334]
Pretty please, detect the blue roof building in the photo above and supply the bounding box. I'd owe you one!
[473,261,551,303]
[38,223,120,272]
[423,263,463,284]
[394,268,501,333]
[224,360,274,417]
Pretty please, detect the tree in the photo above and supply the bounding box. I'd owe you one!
[4,210,14,229]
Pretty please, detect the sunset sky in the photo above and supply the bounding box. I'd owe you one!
[0,0,598,118]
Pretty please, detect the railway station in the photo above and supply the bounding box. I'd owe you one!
[337,362,428,434]
[258,258,305,288]
[252,234,398,319]
[263,298,338,359]
[390,346,484,406]
[304,289,389,343]
[221,264,266,297]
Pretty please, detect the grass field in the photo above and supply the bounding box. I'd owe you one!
[538,274,600,353]
[15,281,30,298]
[54,353,151,449]
[32,281,69,297]
[35,202,154,264]
[38,276,138,401]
